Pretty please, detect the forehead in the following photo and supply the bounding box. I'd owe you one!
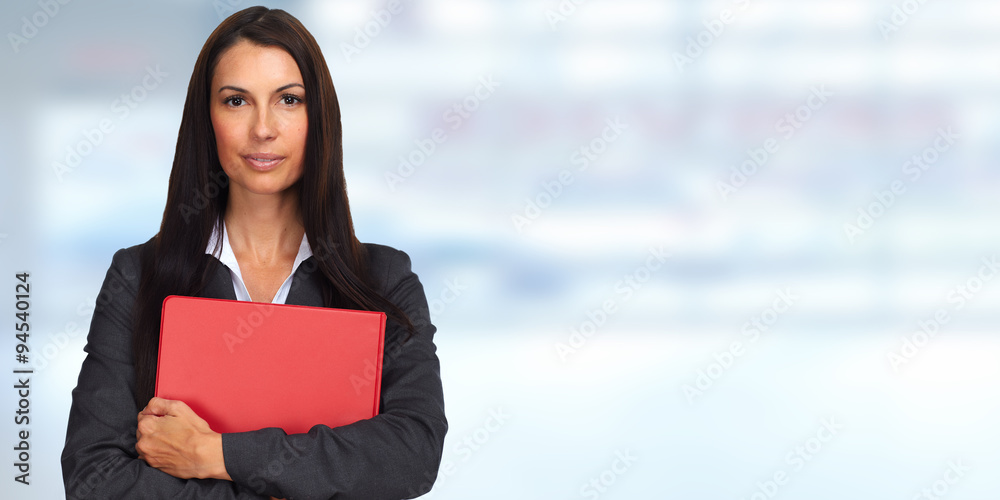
[211,40,302,89]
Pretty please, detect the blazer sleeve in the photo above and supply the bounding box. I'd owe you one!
[60,246,268,499]
[220,247,448,500]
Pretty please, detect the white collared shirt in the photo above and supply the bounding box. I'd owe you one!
[205,220,313,304]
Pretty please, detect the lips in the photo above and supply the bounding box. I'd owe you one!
[242,153,285,171]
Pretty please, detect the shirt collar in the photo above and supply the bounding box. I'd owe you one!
[205,219,313,302]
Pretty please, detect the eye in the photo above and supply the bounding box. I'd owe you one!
[223,95,246,107]
[280,94,303,106]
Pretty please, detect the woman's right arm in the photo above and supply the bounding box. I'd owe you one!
[61,246,267,499]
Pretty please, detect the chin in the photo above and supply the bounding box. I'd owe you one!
[228,179,298,197]
[251,185,298,196]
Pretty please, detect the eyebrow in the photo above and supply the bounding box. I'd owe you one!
[217,83,305,93]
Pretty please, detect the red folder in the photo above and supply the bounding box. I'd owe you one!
[155,295,386,434]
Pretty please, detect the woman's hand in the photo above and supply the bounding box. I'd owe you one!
[136,397,231,481]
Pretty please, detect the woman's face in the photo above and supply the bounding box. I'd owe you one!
[210,40,308,200]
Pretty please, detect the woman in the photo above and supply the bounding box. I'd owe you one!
[60,7,447,499]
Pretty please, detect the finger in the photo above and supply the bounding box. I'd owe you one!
[137,413,162,439]
[144,397,177,416]
[143,397,164,415]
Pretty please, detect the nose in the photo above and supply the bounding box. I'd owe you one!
[251,107,277,141]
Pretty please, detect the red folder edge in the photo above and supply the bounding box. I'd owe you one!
[154,295,387,430]
[371,307,385,417]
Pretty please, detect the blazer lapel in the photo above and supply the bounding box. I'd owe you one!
[285,256,324,307]
[200,257,238,301]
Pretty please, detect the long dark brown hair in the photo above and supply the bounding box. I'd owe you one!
[132,6,413,409]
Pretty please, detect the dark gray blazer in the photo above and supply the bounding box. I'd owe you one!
[61,239,447,499]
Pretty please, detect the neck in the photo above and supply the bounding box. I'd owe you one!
[224,186,304,265]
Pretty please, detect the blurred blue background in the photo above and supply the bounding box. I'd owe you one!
[2,0,1000,498]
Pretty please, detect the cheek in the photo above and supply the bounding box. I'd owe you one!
[210,118,243,178]
[292,122,308,155]
[289,111,307,139]
[210,113,225,150]
[296,126,308,148]
[212,118,241,157]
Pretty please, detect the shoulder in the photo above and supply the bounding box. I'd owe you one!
[359,242,435,337]
[363,242,412,267]
[116,236,155,261]
[106,237,156,283]
[86,238,157,358]
[361,242,418,295]
[105,238,153,289]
